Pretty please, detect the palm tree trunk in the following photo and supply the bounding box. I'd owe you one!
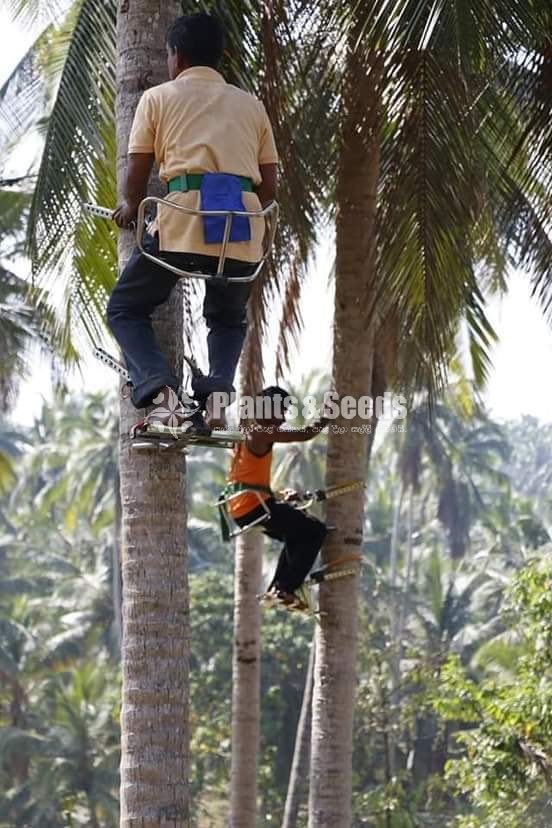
[282,638,315,828]
[389,484,404,602]
[390,486,415,772]
[389,482,404,669]
[308,40,382,827]
[396,488,415,665]
[112,467,122,654]
[388,483,404,772]
[116,3,188,827]
[230,530,263,827]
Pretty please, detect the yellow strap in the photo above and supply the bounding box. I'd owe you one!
[323,480,365,499]
[323,554,363,570]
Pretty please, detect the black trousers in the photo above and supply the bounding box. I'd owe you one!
[236,498,327,593]
[106,233,255,409]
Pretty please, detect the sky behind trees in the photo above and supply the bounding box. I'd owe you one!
[2,13,551,425]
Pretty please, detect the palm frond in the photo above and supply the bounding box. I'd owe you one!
[376,51,485,393]
[0,267,48,409]
[27,0,117,349]
[0,188,32,247]
[0,28,51,157]
[5,0,70,27]
[301,1,551,396]
[474,53,552,317]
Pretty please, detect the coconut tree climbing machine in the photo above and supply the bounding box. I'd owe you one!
[215,386,365,617]
[218,479,365,618]
[85,194,278,452]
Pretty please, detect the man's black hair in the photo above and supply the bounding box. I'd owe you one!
[262,385,292,400]
[167,13,224,69]
[260,386,293,414]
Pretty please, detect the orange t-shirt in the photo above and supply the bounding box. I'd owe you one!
[228,442,273,518]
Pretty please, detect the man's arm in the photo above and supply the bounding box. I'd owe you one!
[269,420,328,444]
[255,163,278,206]
[113,153,155,228]
[247,419,328,453]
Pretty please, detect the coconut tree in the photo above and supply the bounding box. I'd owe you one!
[1,5,318,825]
[222,1,324,819]
[3,0,192,820]
[229,530,263,827]
[230,365,332,825]
[114,2,190,827]
[306,2,551,824]
[0,451,120,827]
[282,635,315,828]
[227,278,267,827]
[0,656,120,828]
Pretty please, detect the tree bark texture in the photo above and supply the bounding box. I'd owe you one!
[308,39,382,828]
[116,3,188,826]
[282,638,315,828]
[229,531,263,828]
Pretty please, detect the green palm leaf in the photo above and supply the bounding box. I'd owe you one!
[0,31,50,156]
[304,0,551,392]
[28,0,116,335]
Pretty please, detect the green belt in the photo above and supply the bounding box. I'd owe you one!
[168,173,253,193]
[217,481,272,542]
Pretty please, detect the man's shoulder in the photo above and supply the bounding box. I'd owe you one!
[224,83,265,111]
[144,79,174,100]
[146,78,262,107]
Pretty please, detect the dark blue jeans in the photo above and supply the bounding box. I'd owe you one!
[107,234,255,409]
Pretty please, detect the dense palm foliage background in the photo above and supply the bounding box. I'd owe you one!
[1,388,552,827]
[1,0,550,391]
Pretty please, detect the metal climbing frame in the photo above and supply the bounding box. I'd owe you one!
[218,480,366,541]
[83,197,279,283]
[218,489,271,540]
[136,196,279,283]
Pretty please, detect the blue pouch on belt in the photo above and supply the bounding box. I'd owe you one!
[200,173,251,244]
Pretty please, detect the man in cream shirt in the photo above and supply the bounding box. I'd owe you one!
[108,12,278,432]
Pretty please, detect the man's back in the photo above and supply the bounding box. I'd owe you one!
[129,66,278,260]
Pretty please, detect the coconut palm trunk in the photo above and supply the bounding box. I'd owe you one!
[389,480,405,761]
[229,327,266,826]
[229,530,263,827]
[308,43,382,828]
[282,637,315,828]
[112,468,122,654]
[115,3,189,826]
[395,487,415,666]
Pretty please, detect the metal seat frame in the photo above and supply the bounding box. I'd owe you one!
[218,489,271,540]
[218,488,330,541]
[136,196,279,283]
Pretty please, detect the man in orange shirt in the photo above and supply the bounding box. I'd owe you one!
[107,13,278,433]
[226,387,328,608]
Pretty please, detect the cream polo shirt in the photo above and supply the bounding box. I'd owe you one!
[128,66,278,262]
